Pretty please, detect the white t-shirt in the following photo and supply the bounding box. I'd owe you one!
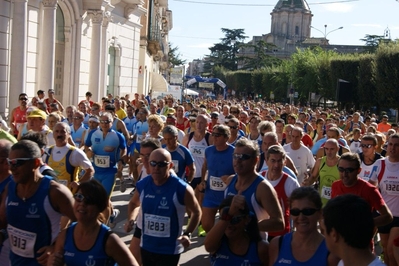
[283,143,315,184]
[338,257,386,266]
[44,144,93,170]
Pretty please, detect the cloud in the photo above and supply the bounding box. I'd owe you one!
[188,43,213,48]
[352,24,382,28]
[323,3,353,13]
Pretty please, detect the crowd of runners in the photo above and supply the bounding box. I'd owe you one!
[0,88,398,265]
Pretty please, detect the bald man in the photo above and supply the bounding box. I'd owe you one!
[128,148,202,266]
[304,138,340,207]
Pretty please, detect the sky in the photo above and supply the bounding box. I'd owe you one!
[167,0,399,63]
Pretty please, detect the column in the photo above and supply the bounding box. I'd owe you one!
[100,12,111,98]
[9,0,28,109]
[39,0,57,92]
[88,10,103,102]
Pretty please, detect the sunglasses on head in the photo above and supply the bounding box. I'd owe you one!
[73,193,95,205]
[233,153,253,161]
[149,161,171,168]
[337,167,357,174]
[290,208,318,216]
[360,144,373,148]
[7,158,35,167]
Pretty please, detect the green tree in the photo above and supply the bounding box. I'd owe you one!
[208,28,247,71]
[360,34,384,53]
[168,43,186,67]
[238,40,281,70]
[373,42,399,109]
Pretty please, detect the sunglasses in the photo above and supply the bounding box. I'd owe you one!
[230,111,239,114]
[230,214,247,225]
[229,126,238,130]
[149,161,171,168]
[212,133,225,138]
[190,120,196,123]
[337,167,357,173]
[19,98,28,101]
[360,144,373,148]
[290,208,318,216]
[211,116,218,119]
[100,120,110,124]
[7,158,35,167]
[73,193,95,205]
[233,153,253,161]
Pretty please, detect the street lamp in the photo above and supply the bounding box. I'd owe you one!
[310,25,343,46]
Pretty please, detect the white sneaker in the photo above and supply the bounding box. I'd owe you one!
[108,209,120,229]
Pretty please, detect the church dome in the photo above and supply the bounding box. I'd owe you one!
[274,0,310,11]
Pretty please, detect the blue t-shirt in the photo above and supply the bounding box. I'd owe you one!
[163,144,195,180]
[85,128,126,173]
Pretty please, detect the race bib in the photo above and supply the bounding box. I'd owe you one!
[384,181,399,195]
[144,214,170,237]
[94,155,110,168]
[321,186,331,199]
[7,225,37,258]
[172,160,179,173]
[189,146,206,158]
[209,176,226,191]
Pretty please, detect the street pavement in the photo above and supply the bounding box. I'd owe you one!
[110,176,210,265]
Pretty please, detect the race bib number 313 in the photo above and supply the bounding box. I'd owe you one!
[7,225,37,258]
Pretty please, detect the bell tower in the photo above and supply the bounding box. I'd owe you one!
[267,0,313,48]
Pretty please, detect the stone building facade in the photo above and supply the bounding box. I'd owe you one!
[0,0,171,116]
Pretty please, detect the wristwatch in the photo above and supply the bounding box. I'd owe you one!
[220,207,233,221]
[183,231,192,239]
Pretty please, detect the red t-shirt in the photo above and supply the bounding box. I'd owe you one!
[301,134,313,148]
[331,178,386,211]
[176,117,188,131]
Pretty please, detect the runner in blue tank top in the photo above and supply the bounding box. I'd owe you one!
[205,196,268,266]
[200,125,235,233]
[128,149,202,266]
[1,140,75,266]
[269,187,339,266]
[162,125,195,182]
[48,180,138,266]
[224,138,284,240]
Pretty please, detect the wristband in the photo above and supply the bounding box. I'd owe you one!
[220,207,233,221]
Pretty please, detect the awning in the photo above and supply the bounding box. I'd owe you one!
[184,89,199,96]
[151,72,168,92]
